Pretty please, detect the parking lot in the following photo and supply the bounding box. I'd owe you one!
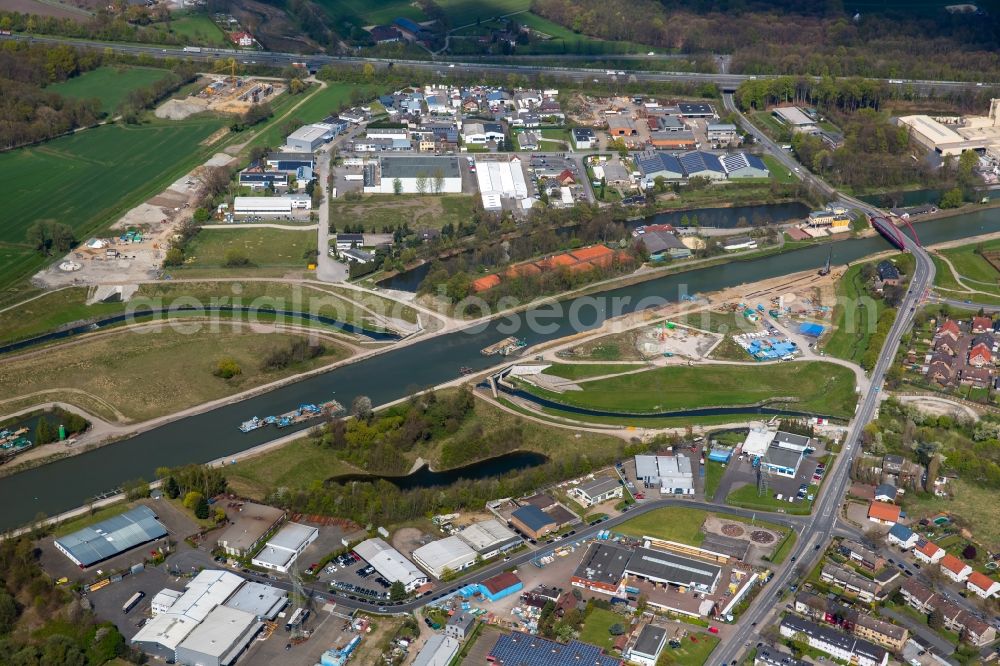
[715,443,829,506]
[319,551,395,605]
[86,564,182,642]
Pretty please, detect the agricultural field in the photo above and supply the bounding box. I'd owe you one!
[177,228,318,271]
[159,12,230,47]
[0,116,225,246]
[330,194,476,232]
[47,66,173,115]
[520,361,857,418]
[312,0,423,25]
[0,328,347,423]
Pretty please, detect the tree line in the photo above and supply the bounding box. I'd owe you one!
[530,0,1000,82]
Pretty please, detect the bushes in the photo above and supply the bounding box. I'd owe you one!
[223,249,253,268]
[260,338,325,371]
[214,357,242,379]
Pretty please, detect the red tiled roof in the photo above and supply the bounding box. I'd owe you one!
[472,274,501,292]
[916,540,942,558]
[938,320,961,338]
[969,343,992,362]
[481,571,521,595]
[867,501,901,522]
[967,571,997,592]
[972,316,992,330]
[940,553,968,575]
[558,169,575,183]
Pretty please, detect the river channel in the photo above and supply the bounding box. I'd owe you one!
[1,208,999,530]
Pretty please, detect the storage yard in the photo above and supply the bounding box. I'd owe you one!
[156,76,286,120]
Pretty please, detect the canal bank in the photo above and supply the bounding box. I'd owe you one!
[1,208,999,530]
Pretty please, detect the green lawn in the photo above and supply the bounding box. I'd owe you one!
[726,484,812,515]
[940,238,1000,285]
[822,263,886,364]
[704,461,724,500]
[226,436,358,499]
[161,13,230,47]
[751,111,791,142]
[761,154,796,184]
[0,116,224,244]
[660,633,720,666]
[48,66,173,115]
[522,362,857,418]
[330,194,476,232]
[578,608,623,650]
[437,0,530,26]
[513,12,649,54]
[181,229,316,269]
[903,479,1000,551]
[249,83,382,150]
[313,0,423,25]
[541,363,645,380]
[616,507,708,545]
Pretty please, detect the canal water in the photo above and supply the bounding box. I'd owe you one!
[326,451,549,490]
[2,207,999,530]
[377,202,811,292]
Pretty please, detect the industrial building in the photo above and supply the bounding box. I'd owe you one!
[635,151,685,187]
[625,546,723,594]
[174,605,262,666]
[569,477,623,507]
[706,123,739,146]
[285,124,330,152]
[570,542,630,595]
[509,505,558,539]
[232,195,310,216]
[250,522,318,574]
[412,536,478,579]
[761,444,804,478]
[678,103,715,117]
[411,635,460,666]
[475,156,531,211]
[54,505,167,568]
[353,538,428,592]
[634,455,694,494]
[479,571,524,602]
[365,155,462,194]
[457,519,522,559]
[720,152,769,178]
[132,570,247,663]
[626,625,668,666]
[897,101,1000,157]
[772,106,817,130]
[678,151,727,180]
[487,631,622,666]
[217,502,285,557]
[222,581,288,620]
[572,127,596,149]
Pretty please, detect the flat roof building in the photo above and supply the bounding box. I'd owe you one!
[678,103,715,117]
[222,581,287,620]
[510,505,558,540]
[634,455,694,494]
[457,519,522,559]
[412,634,460,666]
[570,542,630,595]
[369,155,463,194]
[475,156,530,211]
[217,503,285,557]
[625,547,723,594]
[626,624,668,666]
[54,505,167,568]
[569,477,623,507]
[175,605,262,666]
[762,443,804,478]
[773,106,815,127]
[286,124,329,152]
[488,631,622,666]
[354,538,428,592]
[250,522,318,574]
[412,536,478,579]
[897,115,979,156]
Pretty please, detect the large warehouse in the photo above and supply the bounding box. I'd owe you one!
[634,455,694,494]
[412,536,477,579]
[232,195,310,215]
[625,547,723,594]
[251,522,318,574]
[474,156,531,211]
[217,502,285,557]
[174,605,261,666]
[54,505,167,568]
[365,155,462,194]
[457,519,522,559]
[354,538,428,592]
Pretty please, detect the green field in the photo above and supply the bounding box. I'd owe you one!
[162,13,230,47]
[313,0,423,25]
[761,154,795,184]
[252,83,382,149]
[578,608,623,650]
[704,461,724,500]
[437,0,530,26]
[726,483,811,515]
[0,117,224,247]
[940,239,1000,285]
[523,361,857,418]
[661,633,720,666]
[822,264,887,364]
[616,507,708,545]
[180,229,317,270]
[330,194,476,232]
[48,66,173,115]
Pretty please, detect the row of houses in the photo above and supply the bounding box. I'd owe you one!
[794,591,908,651]
[633,150,770,188]
[884,522,1000,598]
[899,578,997,646]
[924,316,999,389]
[779,615,888,666]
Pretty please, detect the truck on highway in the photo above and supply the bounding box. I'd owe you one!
[183,46,202,53]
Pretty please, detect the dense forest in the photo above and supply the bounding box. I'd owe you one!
[531,0,1000,81]
[0,7,193,47]
[0,537,138,665]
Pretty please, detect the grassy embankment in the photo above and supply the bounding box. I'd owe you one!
[0,328,347,423]
[518,362,857,418]
[0,282,418,347]
[821,263,887,364]
[931,239,1000,305]
[223,393,625,499]
[328,195,476,233]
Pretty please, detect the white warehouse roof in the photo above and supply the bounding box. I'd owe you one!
[223,581,287,620]
[233,196,292,213]
[176,605,261,665]
[412,536,477,578]
[458,520,519,553]
[475,157,528,207]
[742,427,776,457]
[268,522,317,551]
[354,538,428,591]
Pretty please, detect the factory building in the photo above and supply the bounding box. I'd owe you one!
[285,124,331,152]
[365,155,462,194]
[625,546,723,594]
[457,519,523,559]
[475,156,531,211]
[354,538,428,592]
[634,455,694,494]
[570,542,630,596]
[217,503,285,557]
[232,195,310,215]
[174,605,261,666]
[412,536,478,579]
[54,505,167,568]
[250,522,318,574]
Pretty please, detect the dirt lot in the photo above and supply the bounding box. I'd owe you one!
[156,76,285,120]
[2,0,92,19]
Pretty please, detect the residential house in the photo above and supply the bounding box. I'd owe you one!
[887,524,918,550]
[820,564,880,602]
[912,539,945,565]
[838,540,886,572]
[779,616,888,666]
[900,579,997,646]
[568,477,622,508]
[876,260,901,287]
[939,554,972,583]
[867,501,901,525]
[873,483,897,502]
[518,131,539,151]
[966,571,1000,599]
[794,592,908,651]
[229,31,253,47]
[971,316,993,333]
[369,25,401,43]
[968,342,992,367]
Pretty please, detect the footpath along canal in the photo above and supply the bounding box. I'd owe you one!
[1,208,999,530]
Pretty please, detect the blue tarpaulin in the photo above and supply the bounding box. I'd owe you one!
[799,323,825,337]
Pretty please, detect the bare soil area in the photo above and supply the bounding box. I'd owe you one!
[3,0,92,19]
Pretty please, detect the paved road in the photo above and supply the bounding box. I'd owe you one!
[707,106,936,666]
[0,34,989,97]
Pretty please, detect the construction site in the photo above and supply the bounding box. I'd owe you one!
[156,73,285,120]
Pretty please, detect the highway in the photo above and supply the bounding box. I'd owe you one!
[0,33,989,96]
[710,103,937,666]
